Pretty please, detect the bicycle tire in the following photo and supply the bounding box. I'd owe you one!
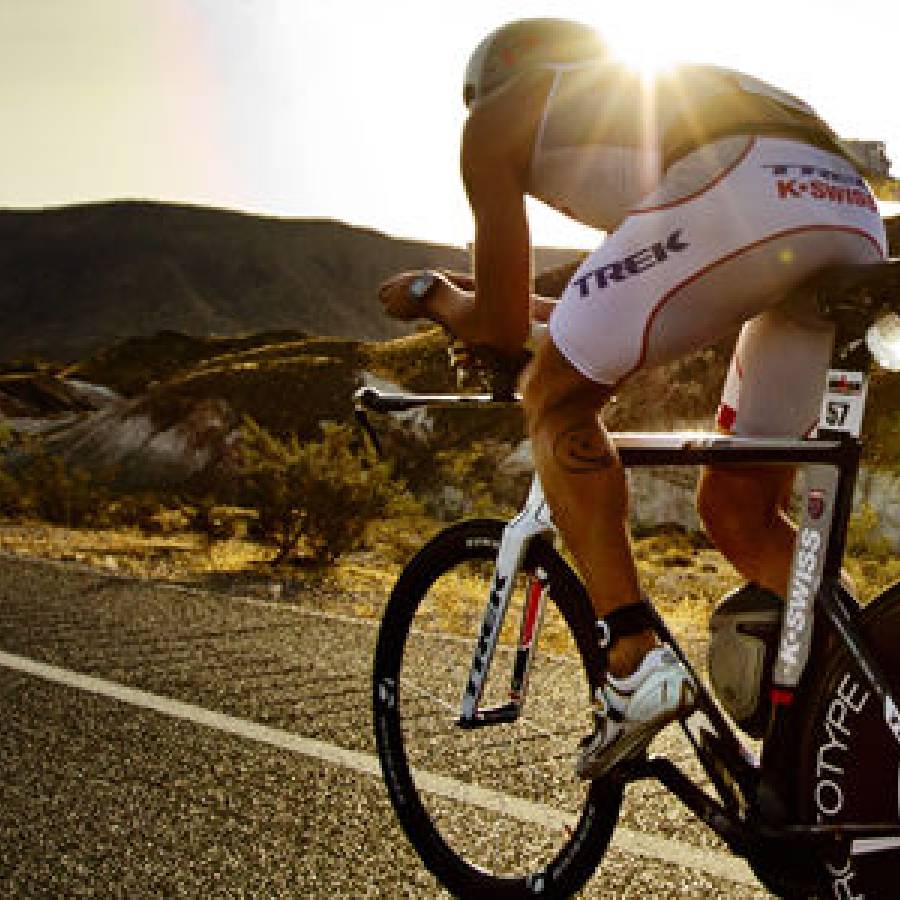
[373,518,622,899]
[794,583,900,898]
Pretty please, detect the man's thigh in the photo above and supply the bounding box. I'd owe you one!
[716,298,835,438]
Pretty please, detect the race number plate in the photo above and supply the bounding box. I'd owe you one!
[818,369,868,437]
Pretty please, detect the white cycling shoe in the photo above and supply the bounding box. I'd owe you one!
[576,646,696,780]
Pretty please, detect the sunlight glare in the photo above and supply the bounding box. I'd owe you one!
[604,25,680,80]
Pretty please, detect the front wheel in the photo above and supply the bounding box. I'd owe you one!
[372,519,622,899]
[795,584,900,898]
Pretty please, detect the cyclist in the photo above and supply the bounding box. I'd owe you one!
[378,18,888,779]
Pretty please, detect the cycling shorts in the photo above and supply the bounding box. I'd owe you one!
[548,136,888,437]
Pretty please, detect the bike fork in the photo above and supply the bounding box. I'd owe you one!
[457,475,555,728]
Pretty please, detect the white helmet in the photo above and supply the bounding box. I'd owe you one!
[463,18,606,108]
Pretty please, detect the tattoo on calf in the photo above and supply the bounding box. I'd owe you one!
[554,426,615,473]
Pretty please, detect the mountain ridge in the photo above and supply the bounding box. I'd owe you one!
[0,200,587,365]
[0,201,473,362]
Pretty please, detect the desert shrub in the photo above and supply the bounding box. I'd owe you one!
[15,448,107,527]
[0,433,180,530]
[237,417,416,565]
[187,497,238,546]
[847,502,892,559]
[105,492,169,533]
[432,439,526,519]
[373,418,528,521]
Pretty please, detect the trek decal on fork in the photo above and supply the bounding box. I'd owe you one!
[459,476,555,724]
[462,569,510,709]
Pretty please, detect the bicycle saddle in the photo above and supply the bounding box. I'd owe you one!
[808,257,900,319]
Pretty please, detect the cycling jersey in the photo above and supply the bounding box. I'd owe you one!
[547,136,888,437]
[529,63,862,232]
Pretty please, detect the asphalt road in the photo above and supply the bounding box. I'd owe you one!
[0,554,773,898]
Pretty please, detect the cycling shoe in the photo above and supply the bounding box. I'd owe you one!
[576,646,696,780]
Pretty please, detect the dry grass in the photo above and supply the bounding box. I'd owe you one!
[0,517,270,582]
[0,513,896,638]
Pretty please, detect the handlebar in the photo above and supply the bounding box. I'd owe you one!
[353,385,518,457]
[353,386,519,414]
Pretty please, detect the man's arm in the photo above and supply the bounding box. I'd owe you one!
[439,273,558,323]
[415,72,555,354]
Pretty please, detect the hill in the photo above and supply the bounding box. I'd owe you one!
[0,202,465,363]
[23,210,900,438]
[0,201,587,365]
[35,301,900,494]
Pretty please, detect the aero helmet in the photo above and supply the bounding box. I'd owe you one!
[463,18,606,108]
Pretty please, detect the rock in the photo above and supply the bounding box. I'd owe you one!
[62,379,121,409]
[46,396,235,488]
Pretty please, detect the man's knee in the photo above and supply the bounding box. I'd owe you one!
[697,465,794,551]
[697,469,738,542]
[521,338,612,431]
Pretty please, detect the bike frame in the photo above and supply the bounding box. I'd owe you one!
[354,357,900,861]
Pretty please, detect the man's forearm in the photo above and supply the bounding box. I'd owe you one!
[423,277,556,345]
[441,270,476,291]
[421,279,484,343]
[442,270,555,325]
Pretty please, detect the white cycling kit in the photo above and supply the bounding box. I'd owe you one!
[534,65,888,437]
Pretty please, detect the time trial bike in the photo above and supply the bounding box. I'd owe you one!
[358,258,900,898]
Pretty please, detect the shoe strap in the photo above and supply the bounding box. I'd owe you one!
[593,689,626,722]
[596,601,657,652]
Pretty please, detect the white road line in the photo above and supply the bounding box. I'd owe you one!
[0,648,757,887]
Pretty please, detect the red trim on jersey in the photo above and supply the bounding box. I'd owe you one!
[616,225,886,387]
[629,138,756,215]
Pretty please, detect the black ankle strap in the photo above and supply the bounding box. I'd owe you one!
[596,601,657,651]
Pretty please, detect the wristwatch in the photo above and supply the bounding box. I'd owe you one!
[408,270,442,303]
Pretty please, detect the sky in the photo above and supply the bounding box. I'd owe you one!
[1,0,899,249]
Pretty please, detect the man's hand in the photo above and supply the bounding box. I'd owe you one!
[378,272,429,322]
[378,271,479,338]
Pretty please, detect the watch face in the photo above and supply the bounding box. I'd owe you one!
[409,272,436,301]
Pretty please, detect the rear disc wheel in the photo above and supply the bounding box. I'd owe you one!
[795,585,900,898]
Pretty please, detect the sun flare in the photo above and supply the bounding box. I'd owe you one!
[603,24,681,80]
